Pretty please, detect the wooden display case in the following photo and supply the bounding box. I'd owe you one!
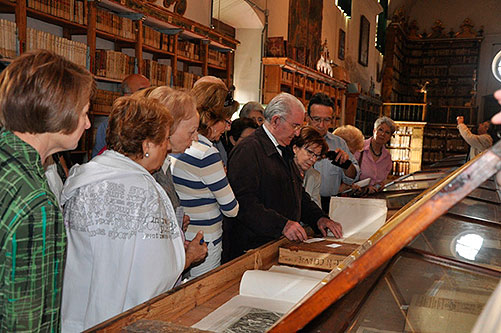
[89,141,500,332]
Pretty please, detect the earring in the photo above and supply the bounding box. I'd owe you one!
[145,152,149,158]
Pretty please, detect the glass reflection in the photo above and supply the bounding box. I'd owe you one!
[455,233,484,261]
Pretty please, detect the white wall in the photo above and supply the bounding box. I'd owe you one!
[321,0,383,95]
[234,28,263,105]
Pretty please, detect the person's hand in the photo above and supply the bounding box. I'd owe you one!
[457,116,464,125]
[283,220,308,241]
[184,231,208,270]
[333,148,349,164]
[317,217,343,238]
[182,214,190,232]
[367,185,378,194]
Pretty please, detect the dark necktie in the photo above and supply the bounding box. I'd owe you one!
[277,145,292,161]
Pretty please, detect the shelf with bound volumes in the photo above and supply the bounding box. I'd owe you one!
[421,124,470,166]
[0,0,237,162]
[388,121,426,176]
[382,18,482,124]
[262,57,347,117]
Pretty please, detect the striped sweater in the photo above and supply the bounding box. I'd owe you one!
[170,134,238,243]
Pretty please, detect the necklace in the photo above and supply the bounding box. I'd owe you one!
[370,141,382,157]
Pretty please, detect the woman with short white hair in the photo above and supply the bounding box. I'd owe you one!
[354,116,396,193]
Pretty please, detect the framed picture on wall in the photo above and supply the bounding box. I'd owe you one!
[338,29,345,60]
[358,15,370,66]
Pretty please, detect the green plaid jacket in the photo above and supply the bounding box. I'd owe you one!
[0,129,65,332]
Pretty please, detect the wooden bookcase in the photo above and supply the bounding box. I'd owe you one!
[388,121,426,176]
[262,57,347,127]
[0,0,237,162]
[382,20,482,171]
[421,124,470,167]
[383,21,482,116]
[354,94,382,137]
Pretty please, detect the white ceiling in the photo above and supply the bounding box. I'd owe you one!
[212,0,264,29]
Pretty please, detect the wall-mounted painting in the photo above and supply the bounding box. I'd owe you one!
[338,29,345,60]
[358,15,369,66]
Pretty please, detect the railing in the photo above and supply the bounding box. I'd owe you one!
[383,103,427,122]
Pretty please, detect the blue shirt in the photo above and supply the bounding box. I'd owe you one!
[313,132,360,196]
[91,118,108,158]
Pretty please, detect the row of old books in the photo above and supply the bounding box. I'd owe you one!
[0,19,17,59]
[95,49,135,80]
[27,28,87,68]
[390,132,411,148]
[96,7,135,40]
[27,0,86,25]
[207,49,227,68]
[142,59,172,86]
[144,27,176,53]
[176,71,200,89]
[143,26,161,50]
[177,40,200,61]
[92,89,121,115]
[389,148,410,161]
[392,160,410,176]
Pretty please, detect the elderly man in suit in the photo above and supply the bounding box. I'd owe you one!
[223,93,342,261]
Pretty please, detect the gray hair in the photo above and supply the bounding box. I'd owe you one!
[264,93,305,122]
[240,101,264,118]
[374,116,396,134]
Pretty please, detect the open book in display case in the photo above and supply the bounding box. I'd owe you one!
[88,140,500,333]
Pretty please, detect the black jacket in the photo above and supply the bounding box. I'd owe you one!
[223,126,325,261]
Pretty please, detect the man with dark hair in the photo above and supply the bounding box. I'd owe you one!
[91,74,150,157]
[224,93,342,261]
[307,93,359,213]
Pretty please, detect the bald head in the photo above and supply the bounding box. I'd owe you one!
[121,74,150,95]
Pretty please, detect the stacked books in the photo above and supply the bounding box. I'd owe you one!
[27,28,87,67]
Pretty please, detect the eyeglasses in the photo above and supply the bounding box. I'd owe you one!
[280,117,302,131]
[309,116,333,124]
[224,119,232,126]
[304,146,322,160]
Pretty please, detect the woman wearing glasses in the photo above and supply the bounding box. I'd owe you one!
[291,126,329,208]
[171,80,239,279]
[354,116,396,193]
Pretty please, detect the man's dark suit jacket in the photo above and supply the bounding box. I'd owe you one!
[223,126,326,261]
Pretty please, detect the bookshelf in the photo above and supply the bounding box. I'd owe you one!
[422,124,470,167]
[262,57,347,127]
[383,21,482,117]
[0,0,237,162]
[354,95,382,137]
[388,121,426,176]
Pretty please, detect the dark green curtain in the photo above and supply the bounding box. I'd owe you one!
[376,0,388,54]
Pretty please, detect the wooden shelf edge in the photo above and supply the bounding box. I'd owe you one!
[96,29,135,45]
[93,75,124,83]
[142,44,175,57]
[176,54,202,64]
